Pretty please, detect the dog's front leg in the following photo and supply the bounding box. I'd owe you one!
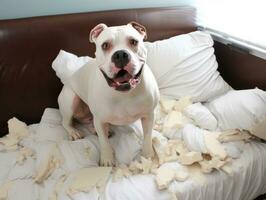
[93,119,115,166]
[141,112,155,158]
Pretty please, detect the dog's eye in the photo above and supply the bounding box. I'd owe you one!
[130,39,138,46]
[102,42,110,50]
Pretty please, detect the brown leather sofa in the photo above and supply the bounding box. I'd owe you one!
[0,6,265,135]
[0,6,266,199]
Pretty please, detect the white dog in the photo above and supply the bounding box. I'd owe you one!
[58,22,159,166]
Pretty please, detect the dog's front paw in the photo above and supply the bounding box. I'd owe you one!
[69,130,83,141]
[142,146,155,159]
[100,150,115,166]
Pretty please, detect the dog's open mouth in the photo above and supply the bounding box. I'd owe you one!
[100,67,143,92]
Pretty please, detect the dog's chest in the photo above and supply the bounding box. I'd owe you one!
[100,95,152,125]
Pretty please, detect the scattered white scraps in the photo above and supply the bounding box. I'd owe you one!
[155,168,176,190]
[151,97,238,189]
[128,156,158,175]
[16,147,35,165]
[160,96,191,113]
[153,137,180,164]
[67,167,112,196]
[152,137,192,165]
[49,175,67,200]
[0,181,13,200]
[218,130,252,143]
[7,117,29,139]
[186,164,206,185]
[112,164,132,182]
[204,132,227,160]
[199,156,226,173]
[34,145,63,184]
[155,167,189,190]
[221,163,234,176]
[154,97,193,137]
[152,137,169,164]
[163,111,184,132]
[173,96,192,112]
[175,170,190,181]
[160,99,177,113]
[113,158,157,182]
[0,96,252,196]
[179,152,203,165]
[0,117,29,151]
[139,156,158,174]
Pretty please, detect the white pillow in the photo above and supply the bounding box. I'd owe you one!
[52,50,91,84]
[145,31,231,102]
[205,88,266,140]
[182,124,243,159]
[183,102,218,131]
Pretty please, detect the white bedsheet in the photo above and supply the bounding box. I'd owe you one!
[1,108,266,200]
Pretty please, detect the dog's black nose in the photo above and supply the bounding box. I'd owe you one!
[111,50,131,68]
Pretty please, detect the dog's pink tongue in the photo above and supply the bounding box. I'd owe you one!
[114,73,132,83]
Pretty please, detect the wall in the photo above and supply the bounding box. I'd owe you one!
[0,0,194,20]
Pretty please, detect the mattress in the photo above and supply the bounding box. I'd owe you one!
[0,108,266,200]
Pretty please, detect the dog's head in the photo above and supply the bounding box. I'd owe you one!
[89,22,148,92]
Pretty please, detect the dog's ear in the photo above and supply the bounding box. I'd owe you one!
[128,21,147,40]
[89,23,108,43]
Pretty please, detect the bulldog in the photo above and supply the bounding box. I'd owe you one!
[57,22,159,166]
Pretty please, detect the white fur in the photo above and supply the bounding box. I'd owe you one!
[58,24,159,166]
